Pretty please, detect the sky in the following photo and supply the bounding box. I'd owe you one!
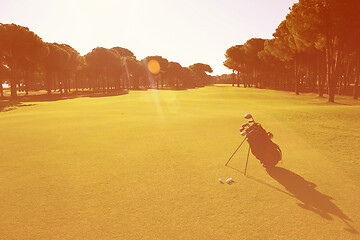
[0,0,298,75]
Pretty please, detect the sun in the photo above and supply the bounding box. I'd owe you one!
[147,60,161,74]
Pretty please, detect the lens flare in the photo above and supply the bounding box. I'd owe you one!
[147,60,160,74]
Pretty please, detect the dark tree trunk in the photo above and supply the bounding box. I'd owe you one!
[237,72,240,87]
[324,4,335,103]
[46,72,52,95]
[294,57,300,95]
[66,74,70,94]
[232,70,235,87]
[75,74,79,93]
[0,82,3,97]
[243,72,247,88]
[102,75,106,93]
[106,76,110,92]
[63,75,68,94]
[354,54,360,100]
[10,69,17,98]
[317,55,324,97]
[24,70,30,96]
[354,75,359,100]
[326,41,335,103]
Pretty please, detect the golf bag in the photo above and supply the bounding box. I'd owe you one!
[246,123,281,168]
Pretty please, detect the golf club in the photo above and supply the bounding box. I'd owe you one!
[267,132,274,139]
[244,113,255,123]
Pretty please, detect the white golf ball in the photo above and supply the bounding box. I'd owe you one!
[219,178,222,182]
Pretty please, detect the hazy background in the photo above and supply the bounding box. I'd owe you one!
[0,0,298,75]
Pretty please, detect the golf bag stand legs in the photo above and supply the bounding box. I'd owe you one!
[244,145,251,176]
[225,136,248,166]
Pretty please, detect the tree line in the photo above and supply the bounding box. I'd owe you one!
[0,23,213,98]
[224,0,360,102]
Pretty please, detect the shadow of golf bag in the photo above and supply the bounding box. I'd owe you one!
[246,123,282,168]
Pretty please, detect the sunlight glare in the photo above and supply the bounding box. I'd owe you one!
[148,60,161,74]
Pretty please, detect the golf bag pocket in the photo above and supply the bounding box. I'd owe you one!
[261,142,282,167]
[247,124,281,167]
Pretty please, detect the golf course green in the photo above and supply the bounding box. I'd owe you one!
[1,85,359,239]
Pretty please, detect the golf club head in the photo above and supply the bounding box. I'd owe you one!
[244,113,253,119]
[242,123,250,128]
[240,127,245,132]
[248,120,254,124]
[240,131,247,136]
[268,132,274,139]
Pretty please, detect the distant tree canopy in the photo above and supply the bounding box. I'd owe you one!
[0,23,213,98]
[189,63,213,87]
[0,23,49,97]
[112,47,134,57]
[224,0,360,102]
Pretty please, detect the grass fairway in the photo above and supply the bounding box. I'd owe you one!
[1,85,360,239]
